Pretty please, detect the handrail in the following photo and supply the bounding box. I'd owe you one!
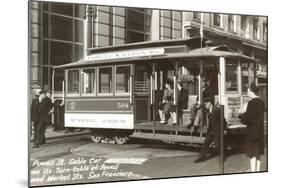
[130,75,133,105]
[150,75,153,105]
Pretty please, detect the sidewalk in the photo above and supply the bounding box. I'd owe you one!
[30,127,91,141]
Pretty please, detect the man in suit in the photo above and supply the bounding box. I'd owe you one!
[194,96,226,163]
[41,90,54,144]
[177,81,188,124]
[31,90,50,148]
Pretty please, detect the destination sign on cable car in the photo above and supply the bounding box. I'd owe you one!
[85,48,165,61]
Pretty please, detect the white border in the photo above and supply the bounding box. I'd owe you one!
[1,1,277,188]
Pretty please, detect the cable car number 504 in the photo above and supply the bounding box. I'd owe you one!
[117,102,129,109]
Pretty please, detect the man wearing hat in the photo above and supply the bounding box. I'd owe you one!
[176,81,188,124]
[31,90,50,148]
[42,90,54,143]
[194,96,226,163]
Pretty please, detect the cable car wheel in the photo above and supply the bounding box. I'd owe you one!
[90,133,102,143]
[114,135,129,145]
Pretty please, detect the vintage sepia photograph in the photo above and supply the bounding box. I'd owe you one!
[28,0,268,187]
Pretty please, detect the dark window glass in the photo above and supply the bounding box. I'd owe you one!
[99,67,112,93]
[54,69,64,92]
[193,12,200,20]
[43,13,49,38]
[127,9,150,43]
[213,14,221,27]
[43,67,49,86]
[116,66,130,93]
[129,31,144,43]
[75,19,84,43]
[228,15,234,31]
[51,2,73,16]
[241,16,247,34]
[50,15,73,41]
[67,70,79,94]
[74,44,83,62]
[67,70,80,94]
[50,41,73,65]
[263,22,267,42]
[129,10,144,31]
[253,19,259,39]
[43,40,49,65]
[43,2,49,11]
[241,63,249,93]
[225,62,238,92]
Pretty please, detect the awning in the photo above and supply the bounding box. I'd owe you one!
[53,45,257,70]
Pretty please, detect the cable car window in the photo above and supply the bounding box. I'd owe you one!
[98,67,112,94]
[82,68,96,95]
[241,63,249,93]
[67,69,80,95]
[116,66,130,94]
[225,62,238,93]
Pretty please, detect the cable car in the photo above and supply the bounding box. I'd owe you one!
[52,37,258,145]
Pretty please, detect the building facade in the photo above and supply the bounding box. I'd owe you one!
[30,1,267,95]
[29,1,183,93]
[182,12,267,84]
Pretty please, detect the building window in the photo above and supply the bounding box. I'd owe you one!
[228,15,235,31]
[82,68,96,95]
[116,66,131,94]
[253,19,259,40]
[263,22,267,42]
[50,2,73,16]
[240,15,248,38]
[193,12,200,20]
[96,7,113,47]
[127,8,151,43]
[50,41,73,66]
[98,67,113,94]
[213,14,221,27]
[225,61,238,93]
[241,63,249,93]
[50,15,73,41]
[67,69,80,95]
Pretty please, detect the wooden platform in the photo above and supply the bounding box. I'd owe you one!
[131,132,205,144]
[134,121,208,134]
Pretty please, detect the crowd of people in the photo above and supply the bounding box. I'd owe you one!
[158,77,213,129]
[157,78,265,170]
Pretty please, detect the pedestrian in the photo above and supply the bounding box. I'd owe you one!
[31,90,50,148]
[31,91,40,144]
[176,81,188,124]
[238,83,265,172]
[194,96,226,163]
[42,90,54,143]
[158,79,176,125]
[45,90,54,125]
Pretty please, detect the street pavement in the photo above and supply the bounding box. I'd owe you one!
[30,133,267,187]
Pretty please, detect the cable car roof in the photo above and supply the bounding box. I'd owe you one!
[53,44,257,70]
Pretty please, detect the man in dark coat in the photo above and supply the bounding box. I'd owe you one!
[177,81,188,124]
[31,90,50,148]
[41,90,54,144]
[194,97,226,163]
[31,93,40,144]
